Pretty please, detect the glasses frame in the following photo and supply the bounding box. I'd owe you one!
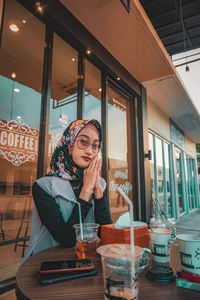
[76,138,101,153]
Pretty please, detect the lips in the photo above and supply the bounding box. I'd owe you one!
[81,156,91,162]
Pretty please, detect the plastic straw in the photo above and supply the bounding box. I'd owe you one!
[74,200,83,240]
[117,187,134,255]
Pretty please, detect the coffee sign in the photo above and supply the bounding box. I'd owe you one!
[0,118,38,166]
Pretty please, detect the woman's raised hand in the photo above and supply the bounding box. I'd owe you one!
[79,155,101,201]
[94,158,103,199]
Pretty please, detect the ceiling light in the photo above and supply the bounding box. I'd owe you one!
[98,88,102,92]
[22,20,26,24]
[14,88,20,93]
[117,77,120,81]
[11,72,16,79]
[72,58,76,62]
[86,49,91,55]
[36,2,44,13]
[185,65,190,72]
[37,6,43,13]
[9,24,19,32]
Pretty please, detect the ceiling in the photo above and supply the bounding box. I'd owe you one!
[60,0,200,142]
[61,0,175,83]
[140,0,200,56]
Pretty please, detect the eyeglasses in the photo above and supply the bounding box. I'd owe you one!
[76,137,101,153]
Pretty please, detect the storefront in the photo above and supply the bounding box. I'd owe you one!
[0,0,199,287]
[0,0,151,284]
[147,98,200,220]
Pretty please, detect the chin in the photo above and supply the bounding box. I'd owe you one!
[77,161,90,168]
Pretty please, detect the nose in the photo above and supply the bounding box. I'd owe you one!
[85,144,93,154]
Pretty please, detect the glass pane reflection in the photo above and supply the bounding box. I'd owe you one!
[48,34,78,169]
[164,142,172,217]
[107,84,133,222]
[0,0,45,281]
[83,60,101,123]
[175,148,184,213]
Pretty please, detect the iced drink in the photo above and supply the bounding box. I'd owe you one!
[149,228,171,263]
[73,223,99,259]
[76,238,97,259]
[97,244,143,300]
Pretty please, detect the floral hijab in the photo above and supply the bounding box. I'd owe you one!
[48,119,102,181]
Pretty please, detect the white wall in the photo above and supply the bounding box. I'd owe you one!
[147,96,170,141]
[147,96,197,157]
[185,135,196,156]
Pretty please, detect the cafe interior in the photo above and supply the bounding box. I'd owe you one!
[0,0,200,299]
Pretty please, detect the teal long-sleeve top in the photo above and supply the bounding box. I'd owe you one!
[32,179,112,248]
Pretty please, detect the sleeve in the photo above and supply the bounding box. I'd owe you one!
[32,181,93,248]
[93,187,113,227]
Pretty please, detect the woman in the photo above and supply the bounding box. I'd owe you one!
[25,119,112,259]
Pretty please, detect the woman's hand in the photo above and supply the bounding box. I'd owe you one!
[94,158,103,199]
[79,155,99,201]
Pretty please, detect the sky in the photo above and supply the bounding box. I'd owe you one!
[172,48,200,115]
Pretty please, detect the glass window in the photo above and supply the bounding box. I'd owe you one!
[185,156,198,210]
[148,132,155,191]
[83,59,101,123]
[107,84,133,222]
[48,34,78,166]
[0,0,45,280]
[155,137,166,214]
[148,133,174,218]
[164,142,172,217]
[175,148,185,214]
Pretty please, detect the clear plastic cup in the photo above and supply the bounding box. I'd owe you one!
[97,244,143,300]
[73,223,99,259]
[149,228,171,263]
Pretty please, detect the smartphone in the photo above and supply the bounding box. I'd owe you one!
[40,258,95,274]
[38,269,98,285]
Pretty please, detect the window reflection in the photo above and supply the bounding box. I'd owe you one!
[185,156,197,210]
[148,134,173,218]
[164,142,172,217]
[84,60,101,123]
[175,148,184,213]
[155,138,164,214]
[0,0,45,281]
[48,34,78,166]
[107,84,133,222]
[148,133,155,189]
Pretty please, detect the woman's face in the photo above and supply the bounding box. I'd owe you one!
[72,124,100,168]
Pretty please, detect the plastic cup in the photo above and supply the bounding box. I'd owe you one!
[73,223,99,259]
[97,244,143,300]
[149,228,171,263]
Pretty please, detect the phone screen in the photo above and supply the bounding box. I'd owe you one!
[40,258,94,274]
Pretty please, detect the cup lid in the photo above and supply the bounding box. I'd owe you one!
[73,223,100,229]
[149,228,171,234]
[97,244,143,259]
[176,233,200,242]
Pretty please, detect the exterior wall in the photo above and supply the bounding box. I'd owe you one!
[147,96,170,141]
[185,135,196,156]
[147,96,197,158]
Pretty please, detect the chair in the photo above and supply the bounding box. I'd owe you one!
[14,196,32,257]
[0,212,5,240]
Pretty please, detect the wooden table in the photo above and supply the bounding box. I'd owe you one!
[16,245,200,300]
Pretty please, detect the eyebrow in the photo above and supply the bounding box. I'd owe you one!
[78,134,99,142]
